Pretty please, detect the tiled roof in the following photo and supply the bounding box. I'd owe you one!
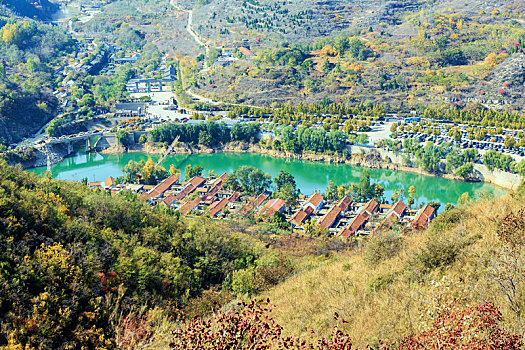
[103,176,115,187]
[144,174,179,199]
[229,192,240,202]
[188,176,205,188]
[240,202,254,215]
[412,204,435,229]
[306,192,324,208]
[340,213,368,237]
[254,193,268,207]
[179,197,201,216]
[361,199,379,216]
[89,181,101,187]
[336,196,353,213]
[203,179,223,201]
[318,205,342,229]
[162,194,177,206]
[290,205,314,225]
[388,201,407,218]
[257,198,285,217]
[209,198,230,217]
[239,47,255,56]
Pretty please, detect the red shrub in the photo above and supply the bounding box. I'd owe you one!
[398,303,523,350]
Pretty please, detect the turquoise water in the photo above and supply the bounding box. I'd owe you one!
[31,152,507,205]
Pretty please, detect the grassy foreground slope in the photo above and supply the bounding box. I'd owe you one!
[263,189,525,347]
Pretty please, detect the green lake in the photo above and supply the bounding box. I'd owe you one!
[31,152,507,206]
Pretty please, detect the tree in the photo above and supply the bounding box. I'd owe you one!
[275,182,299,207]
[80,93,95,108]
[457,192,470,206]
[274,171,296,192]
[228,166,272,194]
[198,130,213,147]
[439,47,467,66]
[322,58,332,73]
[169,164,180,176]
[455,162,474,178]
[504,135,517,149]
[304,219,328,237]
[357,169,372,201]
[428,201,441,213]
[116,130,129,146]
[122,159,145,183]
[142,158,156,185]
[407,185,416,208]
[325,180,339,200]
[185,164,203,179]
[155,166,168,181]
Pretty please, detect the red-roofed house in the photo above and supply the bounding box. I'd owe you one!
[318,205,342,229]
[371,201,407,236]
[289,205,314,226]
[188,176,206,188]
[336,196,353,213]
[240,193,268,215]
[229,192,240,202]
[361,199,379,216]
[340,213,368,238]
[257,198,286,218]
[303,192,324,212]
[203,178,223,202]
[238,47,256,58]
[209,198,230,217]
[102,176,115,189]
[339,200,380,237]
[388,201,407,219]
[412,204,435,229]
[178,197,202,216]
[144,174,180,200]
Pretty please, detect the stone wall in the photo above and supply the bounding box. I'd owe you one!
[349,145,522,190]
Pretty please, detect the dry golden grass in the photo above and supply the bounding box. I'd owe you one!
[261,191,525,347]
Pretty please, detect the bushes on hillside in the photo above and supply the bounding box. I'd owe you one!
[363,232,404,266]
[0,161,258,348]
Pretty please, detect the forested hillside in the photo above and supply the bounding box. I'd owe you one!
[0,160,262,348]
[0,17,74,143]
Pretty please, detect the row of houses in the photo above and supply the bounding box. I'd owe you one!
[89,173,437,237]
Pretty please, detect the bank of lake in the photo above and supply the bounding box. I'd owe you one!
[31,151,507,206]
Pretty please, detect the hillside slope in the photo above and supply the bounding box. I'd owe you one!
[260,188,525,347]
[0,161,259,349]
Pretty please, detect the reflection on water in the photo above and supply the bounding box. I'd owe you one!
[31,152,506,206]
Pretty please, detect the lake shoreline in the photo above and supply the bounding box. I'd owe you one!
[97,141,518,191]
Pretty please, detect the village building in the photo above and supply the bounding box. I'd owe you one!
[257,198,286,218]
[412,204,436,229]
[289,205,314,226]
[302,192,324,212]
[143,174,180,200]
[240,193,268,214]
[318,205,342,230]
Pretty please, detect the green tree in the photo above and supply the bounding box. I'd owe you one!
[274,171,296,192]
[185,164,203,179]
[116,129,129,146]
[455,162,474,178]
